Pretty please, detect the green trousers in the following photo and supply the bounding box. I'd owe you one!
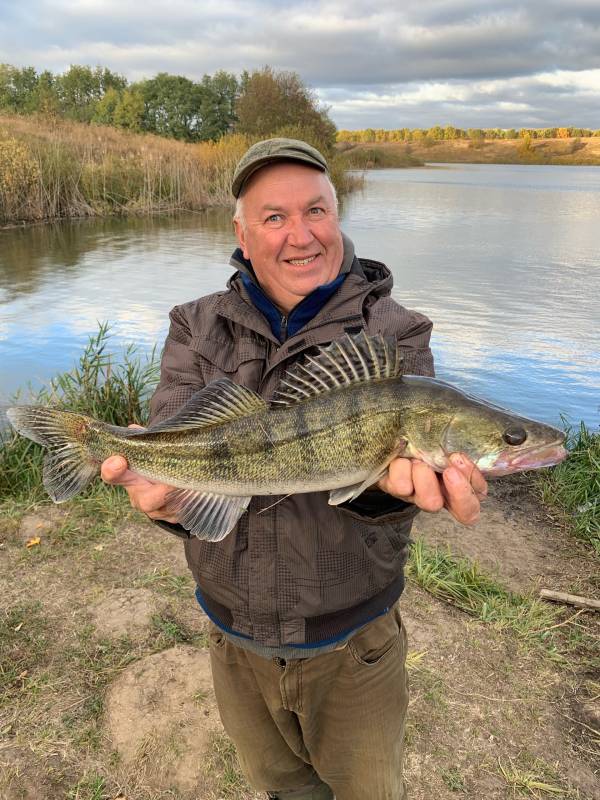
[209,604,409,800]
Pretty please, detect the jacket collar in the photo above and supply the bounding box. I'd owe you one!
[214,233,394,345]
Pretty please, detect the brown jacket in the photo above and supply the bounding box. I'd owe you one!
[149,249,434,648]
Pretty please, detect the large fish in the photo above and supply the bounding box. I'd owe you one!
[7,333,566,541]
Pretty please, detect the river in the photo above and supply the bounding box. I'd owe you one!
[0,164,598,428]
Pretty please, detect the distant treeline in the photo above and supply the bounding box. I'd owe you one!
[337,126,600,143]
[0,63,336,146]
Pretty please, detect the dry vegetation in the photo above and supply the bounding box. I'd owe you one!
[0,114,359,226]
[337,136,600,167]
[0,114,252,224]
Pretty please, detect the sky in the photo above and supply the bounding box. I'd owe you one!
[1,0,599,130]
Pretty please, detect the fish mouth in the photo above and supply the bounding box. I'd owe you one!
[484,440,568,477]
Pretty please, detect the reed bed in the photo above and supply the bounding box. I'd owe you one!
[0,115,253,223]
[0,115,358,224]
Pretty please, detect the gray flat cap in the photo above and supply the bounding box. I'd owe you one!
[232,138,328,198]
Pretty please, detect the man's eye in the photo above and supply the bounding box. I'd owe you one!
[266,213,283,223]
[309,207,325,216]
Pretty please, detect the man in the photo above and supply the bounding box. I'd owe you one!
[102,138,487,800]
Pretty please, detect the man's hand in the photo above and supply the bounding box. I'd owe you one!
[376,453,487,526]
[101,426,179,523]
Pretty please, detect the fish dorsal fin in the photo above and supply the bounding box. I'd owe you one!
[272,332,402,406]
[148,378,266,433]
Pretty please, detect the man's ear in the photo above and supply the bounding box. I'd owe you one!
[233,218,249,260]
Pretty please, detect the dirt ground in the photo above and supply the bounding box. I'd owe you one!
[0,478,598,800]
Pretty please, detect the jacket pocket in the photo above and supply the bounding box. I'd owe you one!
[189,336,266,370]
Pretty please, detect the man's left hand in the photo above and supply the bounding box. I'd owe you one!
[376,453,487,526]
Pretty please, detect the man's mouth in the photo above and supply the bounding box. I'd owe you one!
[286,255,319,266]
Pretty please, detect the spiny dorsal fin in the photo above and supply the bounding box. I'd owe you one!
[272,332,402,406]
[147,378,266,433]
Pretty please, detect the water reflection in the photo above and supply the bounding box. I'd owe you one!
[0,164,598,427]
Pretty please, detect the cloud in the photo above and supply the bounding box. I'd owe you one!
[1,0,599,127]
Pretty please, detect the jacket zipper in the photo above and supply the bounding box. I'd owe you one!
[280,315,288,341]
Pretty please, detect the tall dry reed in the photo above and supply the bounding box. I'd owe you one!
[0,115,358,224]
[0,115,252,224]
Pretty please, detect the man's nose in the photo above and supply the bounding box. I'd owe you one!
[287,216,315,248]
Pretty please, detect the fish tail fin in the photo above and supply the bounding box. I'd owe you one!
[7,406,100,502]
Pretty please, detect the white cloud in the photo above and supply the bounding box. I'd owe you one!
[1,1,600,127]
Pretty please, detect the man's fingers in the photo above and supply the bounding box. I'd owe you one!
[101,456,129,484]
[381,458,414,497]
[379,459,445,513]
[448,453,488,497]
[442,466,481,525]
[411,461,444,512]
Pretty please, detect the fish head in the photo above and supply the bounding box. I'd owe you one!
[439,401,567,477]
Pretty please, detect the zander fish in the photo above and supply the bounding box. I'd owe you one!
[7,333,567,541]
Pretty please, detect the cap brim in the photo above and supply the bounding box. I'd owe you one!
[232,154,327,198]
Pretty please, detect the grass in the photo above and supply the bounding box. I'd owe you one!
[497,757,569,797]
[204,731,254,800]
[534,421,600,555]
[0,322,159,503]
[0,600,49,697]
[407,539,581,660]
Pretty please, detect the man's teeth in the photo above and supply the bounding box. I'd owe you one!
[288,255,317,265]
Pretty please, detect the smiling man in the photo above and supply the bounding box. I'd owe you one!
[102,138,487,800]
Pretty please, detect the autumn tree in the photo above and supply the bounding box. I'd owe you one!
[235,67,336,150]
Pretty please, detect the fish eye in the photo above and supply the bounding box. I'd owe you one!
[503,426,527,446]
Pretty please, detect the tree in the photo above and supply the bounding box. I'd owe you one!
[136,73,204,140]
[56,65,127,122]
[93,86,120,126]
[113,89,145,132]
[197,71,239,140]
[32,70,60,115]
[235,67,336,150]
[0,65,39,113]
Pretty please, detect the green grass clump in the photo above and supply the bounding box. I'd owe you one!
[408,541,562,644]
[534,421,600,554]
[0,322,159,502]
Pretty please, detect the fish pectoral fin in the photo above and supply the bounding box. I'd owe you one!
[328,467,389,505]
[147,379,267,433]
[163,489,251,541]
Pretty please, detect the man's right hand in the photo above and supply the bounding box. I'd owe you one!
[101,454,180,524]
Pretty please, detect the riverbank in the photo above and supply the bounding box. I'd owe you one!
[337,136,600,167]
[1,332,598,799]
[0,115,357,226]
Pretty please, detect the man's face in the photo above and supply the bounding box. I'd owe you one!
[233,162,344,313]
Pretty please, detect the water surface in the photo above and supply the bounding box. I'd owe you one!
[1,164,598,428]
